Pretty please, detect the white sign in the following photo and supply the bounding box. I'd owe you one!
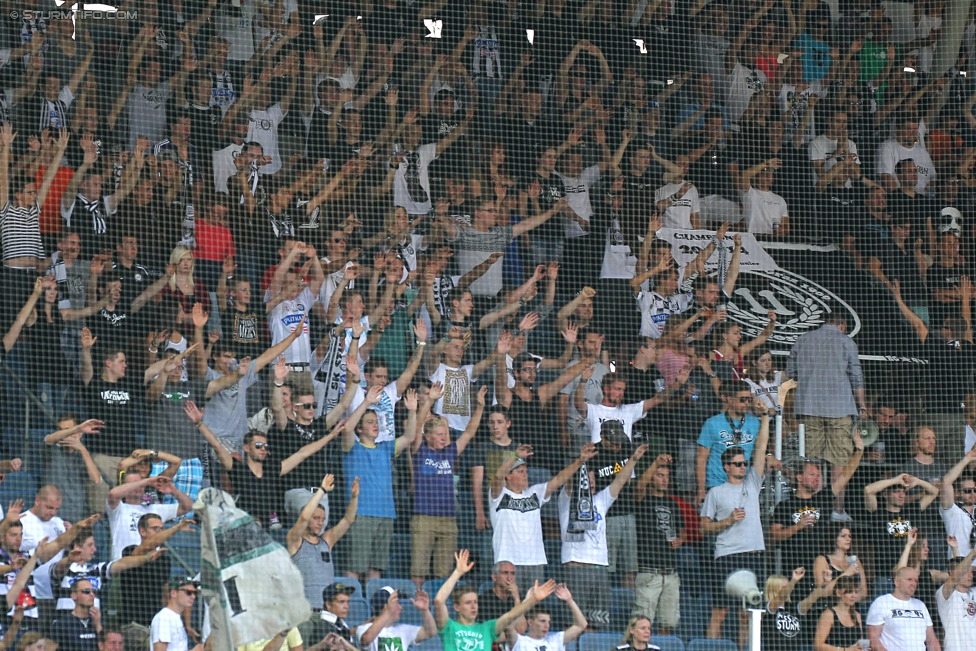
[656,228,781,273]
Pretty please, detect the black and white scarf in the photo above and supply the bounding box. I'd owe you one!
[403,150,429,205]
[77,194,107,235]
[564,461,596,542]
[315,330,347,414]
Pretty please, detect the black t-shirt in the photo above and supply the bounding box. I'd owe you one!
[269,419,334,491]
[115,543,171,626]
[591,445,636,517]
[507,390,559,471]
[923,338,976,413]
[49,614,98,651]
[634,494,684,570]
[761,603,806,651]
[220,306,265,359]
[476,588,515,623]
[771,490,834,573]
[869,504,925,574]
[925,259,973,331]
[88,305,135,355]
[229,458,284,526]
[520,172,565,241]
[82,377,138,456]
[870,236,927,305]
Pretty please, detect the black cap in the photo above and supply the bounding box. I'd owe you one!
[600,420,629,445]
[322,582,356,603]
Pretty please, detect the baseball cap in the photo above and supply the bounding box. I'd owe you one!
[167,576,200,591]
[322,582,357,603]
[642,100,661,113]
[370,586,408,616]
[600,420,629,446]
[508,458,528,472]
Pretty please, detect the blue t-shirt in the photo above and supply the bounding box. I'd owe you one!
[795,32,832,82]
[413,441,459,517]
[697,412,761,488]
[344,439,397,518]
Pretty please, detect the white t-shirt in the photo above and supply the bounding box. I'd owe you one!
[213,142,244,193]
[600,217,636,280]
[636,290,694,339]
[967,424,976,454]
[940,504,976,561]
[347,382,401,444]
[555,165,601,236]
[20,511,66,599]
[741,187,789,235]
[561,362,610,442]
[394,143,437,215]
[655,182,701,230]
[809,136,861,189]
[726,63,767,125]
[430,363,476,431]
[876,138,936,194]
[936,585,976,651]
[266,288,316,364]
[247,103,286,175]
[490,483,550,566]
[106,501,179,561]
[584,402,646,444]
[701,469,766,557]
[512,631,566,651]
[151,606,190,651]
[354,622,421,651]
[866,593,933,651]
[558,486,615,565]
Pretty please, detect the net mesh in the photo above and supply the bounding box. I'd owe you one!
[0,1,974,650]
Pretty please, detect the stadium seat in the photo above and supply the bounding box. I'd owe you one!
[413,637,443,651]
[576,632,620,651]
[0,471,37,506]
[686,639,737,651]
[165,529,202,576]
[365,578,416,601]
[346,597,370,627]
[423,578,452,598]
[651,636,685,651]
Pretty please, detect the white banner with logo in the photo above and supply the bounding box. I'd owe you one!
[656,228,781,274]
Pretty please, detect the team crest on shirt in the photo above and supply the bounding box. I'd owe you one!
[791,506,821,524]
[886,517,914,537]
[967,600,976,617]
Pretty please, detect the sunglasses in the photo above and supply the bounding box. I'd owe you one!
[736,396,753,403]
[252,442,268,449]
[729,461,748,467]
[332,237,346,243]
[960,487,976,494]
[75,588,98,595]
[180,589,199,595]
[295,402,318,409]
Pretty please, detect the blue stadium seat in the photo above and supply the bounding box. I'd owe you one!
[347,598,370,627]
[423,579,452,599]
[576,632,620,651]
[366,578,416,602]
[165,529,202,576]
[398,597,428,627]
[413,637,443,651]
[686,639,737,651]
[651,636,685,651]
[0,471,37,506]
[476,581,494,595]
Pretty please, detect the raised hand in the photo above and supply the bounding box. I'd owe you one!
[554,583,573,601]
[476,385,488,406]
[428,381,444,402]
[80,328,97,349]
[321,474,336,492]
[350,476,361,498]
[454,549,475,575]
[792,567,805,582]
[192,303,209,329]
[561,322,578,344]
[411,588,430,611]
[403,389,419,411]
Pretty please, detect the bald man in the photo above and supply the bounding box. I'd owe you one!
[867,567,941,651]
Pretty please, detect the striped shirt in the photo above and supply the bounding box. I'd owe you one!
[1,201,44,261]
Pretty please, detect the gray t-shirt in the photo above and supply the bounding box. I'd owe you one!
[203,365,259,453]
[146,379,209,459]
[702,468,766,557]
[448,225,514,297]
[126,81,171,148]
[43,445,89,523]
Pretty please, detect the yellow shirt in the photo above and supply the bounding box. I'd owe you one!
[236,628,302,651]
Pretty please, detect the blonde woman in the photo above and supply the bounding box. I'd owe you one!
[614,616,657,651]
[161,245,210,320]
[762,567,848,651]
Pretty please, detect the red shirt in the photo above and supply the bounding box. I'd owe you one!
[35,165,75,235]
[195,219,236,262]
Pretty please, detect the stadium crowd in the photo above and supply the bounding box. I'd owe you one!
[1,1,976,651]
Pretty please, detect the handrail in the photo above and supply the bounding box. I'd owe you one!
[0,357,58,428]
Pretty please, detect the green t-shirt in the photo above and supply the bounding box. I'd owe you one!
[439,619,498,651]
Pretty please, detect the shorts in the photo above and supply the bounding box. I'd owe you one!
[410,514,458,578]
[799,416,854,466]
[634,571,680,629]
[606,514,638,573]
[344,516,394,574]
[712,551,766,608]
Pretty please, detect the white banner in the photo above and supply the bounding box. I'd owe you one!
[195,489,312,651]
[656,228,781,274]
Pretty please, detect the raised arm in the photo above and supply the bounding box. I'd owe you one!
[434,550,474,630]
[286,475,335,555]
[546,443,599,499]
[941,448,976,509]
[342,385,383,452]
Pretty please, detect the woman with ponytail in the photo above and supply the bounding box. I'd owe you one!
[814,575,866,651]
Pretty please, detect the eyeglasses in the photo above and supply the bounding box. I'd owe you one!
[295,402,318,409]
[75,589,98,595]
[729,461,748,467]
[252,442,268,449]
